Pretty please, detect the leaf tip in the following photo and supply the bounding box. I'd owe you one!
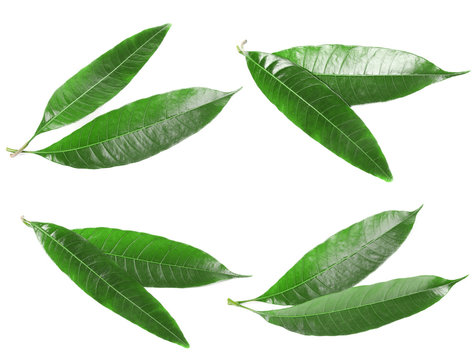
[229,87,243,96]
[180,339,190,349]
[382,173,393,183]
[452,274,469,285]
[412,204,424,214]
[451,70,470,77]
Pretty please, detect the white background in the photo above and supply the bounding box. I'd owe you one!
[1,0,473,358]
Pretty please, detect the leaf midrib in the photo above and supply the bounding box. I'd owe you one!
[40,26,167,132]
[258,211,416,302]
[33,223,183,343]
[35,92,232,155]
[310,73,454,78]
[107,252,234,277]
[259,280,449,319]
[246,52,390,179]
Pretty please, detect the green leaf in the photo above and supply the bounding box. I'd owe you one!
[23,87,238,169]
[38,24,171,135]
[275,45,468,105]
[240,49,392,181]
[10,25,170,156]
[239,207,421,306]
[73,227,248,288]
[24,219,189,347]
[229,275,465,336]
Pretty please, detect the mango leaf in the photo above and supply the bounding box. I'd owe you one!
[238,207,421,306]
[240,49,392,181]
[275,45,468,105]
[10,24,170,155]
[24,219,189,347]
[18,87,238,169]
[229,275,465,336]
[74,227,248,288]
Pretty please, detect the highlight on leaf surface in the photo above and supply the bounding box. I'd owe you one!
[11,87,239,169]
[239,47,392,182]
[238,206,422,305]
[74,227,248,288]
[23,218,189,348]
[9,24,171,157]
[275,45,468,106]
[229,275,466,336]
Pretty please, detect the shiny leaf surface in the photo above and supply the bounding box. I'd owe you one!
[25,219,188,347]
[240,207,421,305]
[37,24,170,135]
[275,45,467,105]
[241,50,391,181]
[74,227,247,288]
[230,275,465,336]
[28,87,238,169]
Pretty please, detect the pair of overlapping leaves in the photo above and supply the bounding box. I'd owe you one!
[240,43,467,181]
[229,207,465,335]
[8,25,238,168]
[24,218,247,347]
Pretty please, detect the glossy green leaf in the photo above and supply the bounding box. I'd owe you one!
[73,227,248,288]
[10,25,171,156]
[229,275,465,336]
[241,49,391,181]
[39,24,171,135]
[275,45,468,105]
[239,207,421,306]
[22,87,238,169]
[24,219,189,347]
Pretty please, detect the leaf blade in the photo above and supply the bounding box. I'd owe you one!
[243,207,421,305]
[30,87,238,169]
[252,275,464,336]
[73,227,247,288]
[36,24,171,135]
[26,220,189,347]
[242,50,391,181]
[275,45,467,105]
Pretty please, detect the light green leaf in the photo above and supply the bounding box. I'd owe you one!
[276,45,468,105]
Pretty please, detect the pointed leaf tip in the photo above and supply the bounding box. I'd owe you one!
[451,275,469,286]
[412,204,424,214]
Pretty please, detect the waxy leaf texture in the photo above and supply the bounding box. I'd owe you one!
[28,87,238,168]
[241,50,392,181]
[276,45,467,105]
[37,24,170,135]
[231,275,464,336]
[25,220,189,347]
[74,227,247,288]
[241,207,421,305]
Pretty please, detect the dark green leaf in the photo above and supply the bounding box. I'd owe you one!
[37,24,171,135]
[230,275,465,336]
[239,207,421,305]
[241,50,391,181]
[275,45,468,105]
[26,87,238,169]
[74,227,248,288]
[25,219,189,347]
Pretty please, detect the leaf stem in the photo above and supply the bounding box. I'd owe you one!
[237,40,247,55]
[227,298,256,313]
[9,135,35,158]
